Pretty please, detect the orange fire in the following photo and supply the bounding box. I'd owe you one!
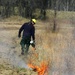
[28,61,48,75]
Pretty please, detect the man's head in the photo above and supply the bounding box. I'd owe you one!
[31,19,36,25]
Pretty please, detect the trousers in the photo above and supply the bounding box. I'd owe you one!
[20,37,30,54]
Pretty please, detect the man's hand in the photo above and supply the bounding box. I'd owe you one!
[30,40,36,50]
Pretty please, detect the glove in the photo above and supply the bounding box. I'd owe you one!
[30,40,36,50]
[30,40,35,44]
[30,40,34,44]
[18,34,21,38]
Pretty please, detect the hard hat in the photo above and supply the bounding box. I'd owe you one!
[32,19,36,23]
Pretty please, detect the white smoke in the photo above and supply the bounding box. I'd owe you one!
[0,43,30,69]
[9,51,30,69]
[0,31,33,71]
[1,51,30,69]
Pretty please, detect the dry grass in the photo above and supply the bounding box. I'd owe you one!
[0,11,75,75]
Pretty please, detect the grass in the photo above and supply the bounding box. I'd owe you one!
[0,64,29,75]
[57,11,75,19]
[0,10,75,75]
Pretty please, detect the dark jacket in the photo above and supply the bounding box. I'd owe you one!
[18,22,35,40]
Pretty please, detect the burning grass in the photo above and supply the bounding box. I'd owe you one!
[28,61,49,75]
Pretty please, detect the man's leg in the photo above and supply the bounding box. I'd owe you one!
[20,38,25,55]
[25,37,30,53]
[25,44,30,53]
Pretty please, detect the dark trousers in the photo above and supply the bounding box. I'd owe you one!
[20,37,30,54]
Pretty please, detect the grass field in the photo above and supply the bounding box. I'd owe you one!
[0,11,75,75]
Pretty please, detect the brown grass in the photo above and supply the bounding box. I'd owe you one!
[0,11,75,75]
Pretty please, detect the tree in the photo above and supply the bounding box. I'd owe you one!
[53,0,57,32]
[0,0,75,18]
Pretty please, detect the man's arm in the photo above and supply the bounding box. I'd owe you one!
[18,24,24,38]
[31,27,35,41]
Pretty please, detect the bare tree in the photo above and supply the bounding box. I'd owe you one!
[53,0,57,32]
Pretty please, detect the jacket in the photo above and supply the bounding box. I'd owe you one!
[18,22,35,40]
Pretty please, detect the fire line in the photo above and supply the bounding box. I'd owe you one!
[28,61,48,75]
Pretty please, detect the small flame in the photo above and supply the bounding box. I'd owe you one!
[28,61,48,75]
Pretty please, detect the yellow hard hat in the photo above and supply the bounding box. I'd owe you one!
[32,19,36,23]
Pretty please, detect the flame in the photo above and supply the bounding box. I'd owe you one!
[28,61,48,75]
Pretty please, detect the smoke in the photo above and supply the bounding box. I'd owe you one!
[1,51,30,69]
[0,43,30,69]
[8,51,30,69]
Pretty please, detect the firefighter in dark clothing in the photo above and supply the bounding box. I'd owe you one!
[18,19,36,55]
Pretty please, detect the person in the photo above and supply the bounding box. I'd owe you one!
[18,19,36,55]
